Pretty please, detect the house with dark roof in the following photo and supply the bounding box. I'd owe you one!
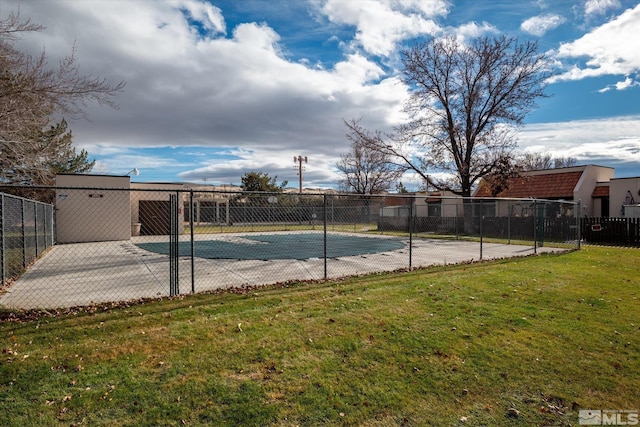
[472,165,615,217]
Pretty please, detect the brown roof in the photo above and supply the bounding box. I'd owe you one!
[475,171,583,198]
[592,185,609,197]
[384,196,412,206]
[424,193,442,203]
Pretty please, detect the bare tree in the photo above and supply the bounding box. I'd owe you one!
[337,119,404,195]
[346,34,551,197]
[517,152,577,171]
[0,12,125,185]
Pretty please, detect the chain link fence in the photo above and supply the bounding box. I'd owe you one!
[0,186,579,310]
[1,192,55,288]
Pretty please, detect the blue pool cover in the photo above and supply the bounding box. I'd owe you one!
[136,233,405,260]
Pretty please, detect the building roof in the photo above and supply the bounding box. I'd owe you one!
[475,171,583,199]
[424,192,443,203]
[592,185,610,197]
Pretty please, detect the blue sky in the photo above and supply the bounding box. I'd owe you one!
[7,0,640,189]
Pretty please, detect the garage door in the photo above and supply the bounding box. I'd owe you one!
[139,200,170,235]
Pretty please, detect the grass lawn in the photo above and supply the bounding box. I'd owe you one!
[1,246,638,426]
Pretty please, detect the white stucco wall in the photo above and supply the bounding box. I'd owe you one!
[414,191,463,217]
[55,174,131,243]
[610,177,640,217]
[573,165,615,216]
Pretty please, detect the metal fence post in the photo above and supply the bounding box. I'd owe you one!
[409,196,413,270]
[169,193,179,296]
[34,202,39,257]
[508,201,512,245]
[1,194,5,286]
[170,193,175,296]
[21,198,26,269]
[323,194,328,280]
[43,204,49,249]
[50,203,55,246]
[379,196,384,235]
[190,190,195,294]
[533,199,537,254]
[576,201,582,250]
[455,203,459,240]
[479,199,483,260]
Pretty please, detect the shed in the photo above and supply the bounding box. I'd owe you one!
[55,174,131,243]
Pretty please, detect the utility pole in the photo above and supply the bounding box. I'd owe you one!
[294,155,308,193]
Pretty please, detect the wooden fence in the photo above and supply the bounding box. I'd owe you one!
[581,217,640,246]
[381,215,640,246]
[379,215,580,244]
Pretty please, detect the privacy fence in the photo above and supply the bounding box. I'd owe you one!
[0,186,579,310]
[581,216,640,246]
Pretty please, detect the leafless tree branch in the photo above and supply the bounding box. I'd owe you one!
[0,11,125,185]
[346,34,551,197]
[338,119,405,194]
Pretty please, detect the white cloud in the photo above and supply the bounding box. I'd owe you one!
[5,0,639,185]
[393,0,449,17]
[550,4,640,83]
[520,14,566,36]
[317,0,501,58]
[518,116,640,165]
[318,0,445,56]
[3,0,420,186]
[83,145,195,174]
[598,76,640,92]
[173,0,226,35]
[584,0,621,17]
[615,76,640,90]
[454,21,499,40]
[176,147,343,187]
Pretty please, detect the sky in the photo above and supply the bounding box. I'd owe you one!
[4,0,640,189]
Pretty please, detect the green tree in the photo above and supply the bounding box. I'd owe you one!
[239,171,288,206]
[395,181,409,194]
[240,171,288,192]
[46,119,95,176]
[3,118,94,186]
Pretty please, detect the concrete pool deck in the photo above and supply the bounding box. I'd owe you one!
[0,232,567,309]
